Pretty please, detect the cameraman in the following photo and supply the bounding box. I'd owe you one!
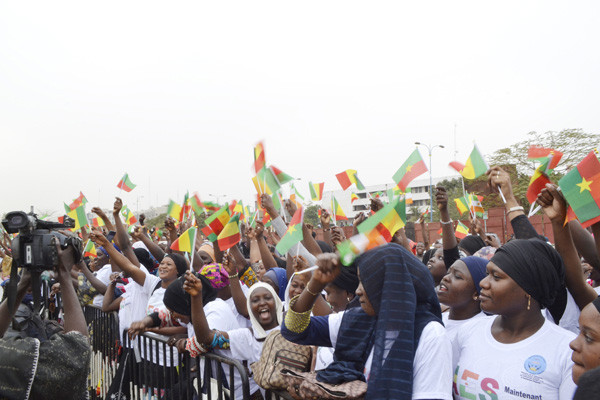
[0,242,90,400]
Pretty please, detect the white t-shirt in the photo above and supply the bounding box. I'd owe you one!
[117,266,150,343]
[453,316,576,400]
[139,271,177,366]
[92,264,113,307]
[328,312,453,400]
[225,284,252,329]
[442,311,491,369]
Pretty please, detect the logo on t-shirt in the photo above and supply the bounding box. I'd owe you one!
[523,355,546,375]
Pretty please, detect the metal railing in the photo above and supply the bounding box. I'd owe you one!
[83,305,252,400]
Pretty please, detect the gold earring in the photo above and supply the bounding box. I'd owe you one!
[527,295,531,311]
[473,295,479,301]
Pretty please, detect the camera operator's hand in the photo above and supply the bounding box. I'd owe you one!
[113,197,123,216]
[56,241,76,275]
[90,229,110,248]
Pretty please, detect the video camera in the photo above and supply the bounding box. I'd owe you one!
[2,209,83,314]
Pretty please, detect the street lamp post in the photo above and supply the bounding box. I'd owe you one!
[415,142,445,222]
[209,193,224,205]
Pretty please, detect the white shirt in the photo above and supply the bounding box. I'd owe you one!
[328,312,453,400]
[442,311,491,369]
[453,316,576,400]
[92,264,113,307]
[117,266,150,343]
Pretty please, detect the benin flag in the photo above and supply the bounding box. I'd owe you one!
[256,166,281,195]
[254,142,266,174]
[351,193,359,203]
[204,204,230,241]
[527,165,552,204]
[353,172,366,191]
[393,149,428,191]
[559,151,600,228]
[335,170,358,191]
[171,226,197,253]
[217,213,241,251]
[191,193,203,214]
[69,192,88,210]
[469,194,484,217]
[455,221,469,239]
[449,144,488,180]
[67,204,88,231]
[528,146,563,172]
[454,196,470,216]
[83,240,97,258]
[275,206,304,255]
[332,196,348,221]
[167,200,183,222]
[121,206,137,225]
[117,173,136,192]
[358,196,406,242]
[92,217,105,228]
[309,182,324,201]
[270,165,294,185]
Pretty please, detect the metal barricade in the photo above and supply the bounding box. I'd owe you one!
[121,331,251,400]
[83,305,120,399]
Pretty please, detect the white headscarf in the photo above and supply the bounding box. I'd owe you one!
[246,282,283,339]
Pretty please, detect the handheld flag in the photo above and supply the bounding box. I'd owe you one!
[167,200,183,222]
[357,196,406,242]
[253,142,266,174]
[171,227,197,253]
[202,204,230,242]
[67,204,88,231]
[191,193,204,214]
[270,165,294,186]
[558,151,600,228]
[121,206,137,225]
[69,192,88,210]
[337,229,387,266]
[350,193,359,203]
[117,173,136,192]
[309,182,324,201]
[449,144,488,179]
[455,221,469,239]
[332,196,348,221]
[92,217,105,228]
[83,240,97,258]
[275,206,304,255]
[393,149,428,191]
[526,146,564,205]
[217,213,241,251]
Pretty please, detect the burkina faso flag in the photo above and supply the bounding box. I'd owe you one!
[559,151,600,228]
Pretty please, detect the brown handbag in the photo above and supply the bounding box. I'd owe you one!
[281,368,367,400]
[251,330,313,390]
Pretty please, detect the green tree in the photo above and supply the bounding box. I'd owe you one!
[304,204,320,227]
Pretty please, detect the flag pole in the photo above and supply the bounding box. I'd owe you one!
[189,227,197,271]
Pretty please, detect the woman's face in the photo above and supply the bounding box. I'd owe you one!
[250,287,278,330]
[288,275,308,299]
[197,251,213,267]
[437,260,477,307]
[159,257,179,282]
[325,284,353,313]
[478,262,527,315]
[355,280,375,316]
[427,248,446,286]
[570,303,600,384]
[256,262,266,280]
[170,309,190,325]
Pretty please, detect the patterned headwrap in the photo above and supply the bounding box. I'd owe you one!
[198,263,230,290]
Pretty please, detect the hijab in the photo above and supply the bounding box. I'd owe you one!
[198,263,229,289]
[246,282,283,340]
[263,267,288,300]
[163,273,217,316]
[461,256,489,295]
[317,243,442,399]
[458,235,486,256]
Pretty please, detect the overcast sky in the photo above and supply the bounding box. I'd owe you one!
[1,1,599,217]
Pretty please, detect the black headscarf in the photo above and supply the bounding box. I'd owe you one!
[458,235,486,256]
[163,273,217,316]
[490,239,565,309]
[317,243,442,399]
[164,253,188,277]
[317,240,333,254]
[574,365,600,400]
[134,248,154,271]
[330,262,359,293]
[421,248,436,266]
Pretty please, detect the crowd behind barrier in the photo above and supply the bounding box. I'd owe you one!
[80,305,293,400]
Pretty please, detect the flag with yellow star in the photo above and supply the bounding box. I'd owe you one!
[559,151,600,227]
[275,205,304,255]
[393,148,428,191]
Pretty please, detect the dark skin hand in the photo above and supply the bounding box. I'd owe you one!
[370,198,384,213]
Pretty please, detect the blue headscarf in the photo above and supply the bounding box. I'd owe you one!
[461,256,488,295]
[263,267,288,301]
[317,243,442,399]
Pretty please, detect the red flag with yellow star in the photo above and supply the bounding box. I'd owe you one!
[559,151,600,228]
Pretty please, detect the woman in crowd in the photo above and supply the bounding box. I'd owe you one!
[183,271,283,399]
[282,244,452,400]
[453,238,576,398]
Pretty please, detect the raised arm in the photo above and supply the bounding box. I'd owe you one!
[102,273,123,312]
[79,259,108,294]
[254,222,279,271]
[291,253,340,314]
[569,221,600,272]
[90,230,146,287]
[320,209,333,248]
[436,186,459,269]
[0,271,31,338]
[91,206,115,232]
[132,226,165,262]
[56,244,89,336]
[111,197,140,267]
[538,185,597,309]
[184,271,230,348]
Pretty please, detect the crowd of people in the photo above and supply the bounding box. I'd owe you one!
[3,165,600,399]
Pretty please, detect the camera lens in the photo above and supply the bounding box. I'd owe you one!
[10,215,24,225]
